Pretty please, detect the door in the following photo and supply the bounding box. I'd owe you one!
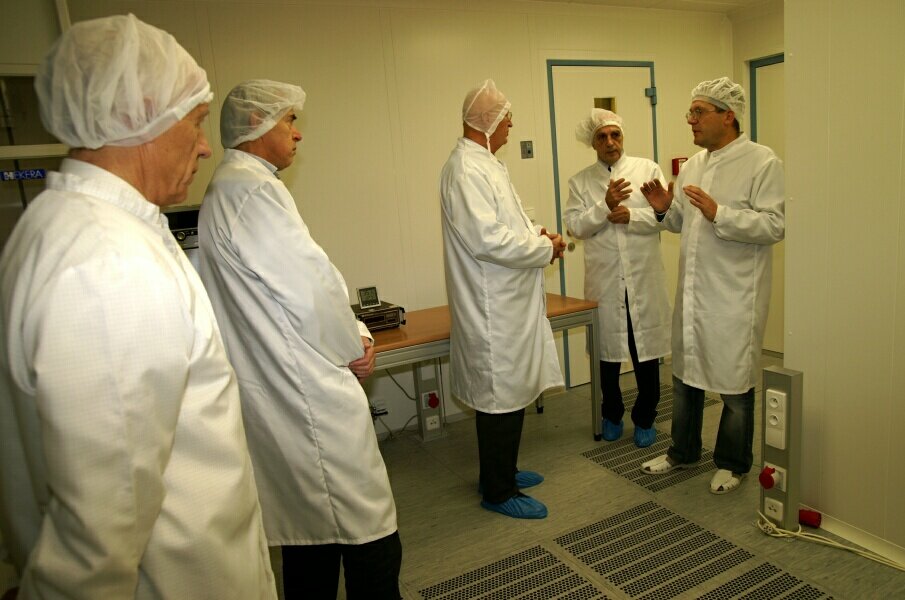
[548,62,658,386]
[750,54,785,354]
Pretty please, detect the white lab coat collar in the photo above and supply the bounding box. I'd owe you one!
[50,158,160,225]
[708,133,749,158]
[600,153,626,172]
[227,148,279,176]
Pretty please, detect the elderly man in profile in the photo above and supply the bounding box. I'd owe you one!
[440,79,566,520]
[564,109,671,449]
[199,80,401,599]
[639,77,785,495]
[0,15,276,599]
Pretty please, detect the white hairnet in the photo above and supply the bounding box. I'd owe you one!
[220,80,306,149]
[35,13,213,150]
[692,76,746,120]
[575,109,624,147]
[462,79,511,136]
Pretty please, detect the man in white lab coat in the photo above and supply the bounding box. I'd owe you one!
[440,79,566,520]
[198,80,400,599]
[564,109,671,448]
[0,15,276,599]
[639,77,785,495]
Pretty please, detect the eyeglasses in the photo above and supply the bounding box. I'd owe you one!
[505,111,513,121]
[685,107,719,121]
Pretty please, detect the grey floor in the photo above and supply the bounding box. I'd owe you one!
[365,355,905,600]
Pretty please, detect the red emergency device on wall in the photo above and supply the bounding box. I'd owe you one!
[672,157,687,175]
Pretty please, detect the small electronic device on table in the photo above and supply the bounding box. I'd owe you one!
[351,286,405,331]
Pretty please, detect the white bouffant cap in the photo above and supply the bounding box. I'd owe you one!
[575,108,624,147]
[220,79,306,149]
[691,76,746,119]
[35,14,212,149]
[462,79,510,136]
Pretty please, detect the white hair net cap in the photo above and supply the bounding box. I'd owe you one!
[462,79,511,137]
[692,76,746,120]
[220,80,306,149]
[575,109,624,147]
[35,14,213,150]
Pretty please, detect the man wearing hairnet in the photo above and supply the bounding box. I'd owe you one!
[564,109,671,449]
[0,14,276,599]
[440,79,566,520]
[639,77,784,495]
[198,80,401,599]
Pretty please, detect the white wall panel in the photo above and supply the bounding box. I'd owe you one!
[787,0,905,550]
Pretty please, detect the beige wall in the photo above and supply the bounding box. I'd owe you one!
[786,0,905,556]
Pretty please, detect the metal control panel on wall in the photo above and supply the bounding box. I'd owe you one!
[520,140,534,159]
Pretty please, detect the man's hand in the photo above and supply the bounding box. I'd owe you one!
[605,178,631,210]
[640,179,674,213]
[541,228,567,263]
[683,185,718,222]
[348,337,375,381]
[606,205,630,224]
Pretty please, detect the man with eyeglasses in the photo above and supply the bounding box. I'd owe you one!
[440,79,565,520]
[638,77,785,495]
[564,109,671,450]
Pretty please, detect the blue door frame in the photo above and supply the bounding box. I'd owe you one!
[546,59,659,387]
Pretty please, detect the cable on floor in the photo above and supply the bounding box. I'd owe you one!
[755,512,905,573]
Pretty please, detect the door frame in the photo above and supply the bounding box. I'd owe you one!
[748,52,784,142]
[545,59,659,386]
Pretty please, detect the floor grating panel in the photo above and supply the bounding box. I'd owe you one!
[582,437,716,492]
[417,545,608,600]
[418,502,834,600]
[554,502,834,599]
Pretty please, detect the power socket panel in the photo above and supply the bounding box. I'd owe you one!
[764,497,784,523]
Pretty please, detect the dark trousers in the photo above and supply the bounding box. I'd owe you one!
[476,408,526,504]
[600,294,660,429]
[281,531,402,600]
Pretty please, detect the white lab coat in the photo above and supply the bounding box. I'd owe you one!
[564,156,671,362]
[662,134,785,394]
[0,159,276,599]
[198,149,396,546]
[440,138,564,413]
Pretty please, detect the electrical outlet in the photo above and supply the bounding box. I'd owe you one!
[421,391,439,409]
[764,497,784,522]
[425,415,440,431]
[763,462,787,492]
[765,388,787,450]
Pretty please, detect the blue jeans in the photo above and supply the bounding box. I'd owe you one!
[666,376,754,474]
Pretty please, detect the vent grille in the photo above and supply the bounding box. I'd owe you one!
[554,502,832,599]
[582,436,715,492]
[417,545,607,600]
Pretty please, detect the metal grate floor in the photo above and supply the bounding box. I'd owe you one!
[621,383,721,425]
[417,545,609,600]
[582,435,715,493]
[555,501,834,599]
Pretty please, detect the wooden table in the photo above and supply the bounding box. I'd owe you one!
[372,294,602,440]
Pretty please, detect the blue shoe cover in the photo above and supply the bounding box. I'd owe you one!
[602,419,624,441]
[515,470,544,489]
[478,470,544,494]
[633,425,657,448]
[481,494,547,519]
